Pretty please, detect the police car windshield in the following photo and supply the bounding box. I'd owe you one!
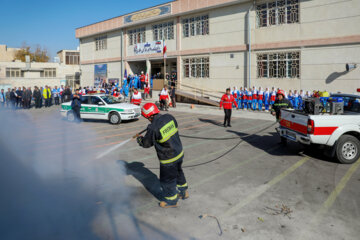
[101,96,123,104]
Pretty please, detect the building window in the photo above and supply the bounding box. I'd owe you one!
[153,22,174,41]
[182,15,209,38]
[256,0,299,28]
[183,57,209,78]
[65,52,80,65]
[41,68,57,78]
[95,35,107,51]
[128,27,146,45]
[6,68,23,78]
[257,52,300,78]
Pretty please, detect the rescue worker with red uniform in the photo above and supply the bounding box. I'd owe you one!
[220,88,238,127]
[137,103,188,208]
[140,71,146,90]
[131,88,142,105]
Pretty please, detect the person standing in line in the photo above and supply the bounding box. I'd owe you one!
[170,85,176,108]
[264,87,270,112]
[5,88,11,108]
[0,89,6,109]
[238,87,243,110]
[242,87,248,110]
[246,88,252,110]
[23,87,32,109]
[43,85,52,108]
[33,86,41,109]
[16,87,22,108]
[251,86,258,111]
[257,87,264,111]
[10,89,17,109]
[22,87,27,108]
[220,88,238,128]
[53,86,60,105]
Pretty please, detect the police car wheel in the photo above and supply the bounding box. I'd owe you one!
[336,135,360,164]
[67,111,75,122]
[109,112,121,125]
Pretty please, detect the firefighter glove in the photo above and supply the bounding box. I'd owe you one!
[137,136,144,147]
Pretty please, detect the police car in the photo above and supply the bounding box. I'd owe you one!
[61,94,141,124]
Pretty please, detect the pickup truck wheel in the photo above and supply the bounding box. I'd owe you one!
[109,112,121,125]
[67,110,75,122]
[336,135,360,164]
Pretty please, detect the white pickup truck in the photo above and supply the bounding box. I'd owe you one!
[277,93,360,164]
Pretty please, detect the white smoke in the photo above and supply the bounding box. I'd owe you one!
[0,110,174,240]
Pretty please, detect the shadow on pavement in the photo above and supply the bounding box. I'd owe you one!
[226,129,338,163]
[226,129,302,157]
[118,161,163,201]
[198,117,223,126]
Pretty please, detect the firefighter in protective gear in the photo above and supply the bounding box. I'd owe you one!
[137,103,188,208]
[220,88,238,127]
[271,90,293,120]
[271,90,293,145]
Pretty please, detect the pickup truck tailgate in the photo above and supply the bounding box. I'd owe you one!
[280,110,308,135]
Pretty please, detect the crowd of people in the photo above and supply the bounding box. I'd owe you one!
[229,86,329,111]
[0,85,73,110]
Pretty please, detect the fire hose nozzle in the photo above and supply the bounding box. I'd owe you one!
[133,129,147,139]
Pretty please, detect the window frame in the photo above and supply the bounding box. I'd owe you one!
[257,51,300,79]
[182,14,209,38]
[128,27,146,45]
[183,57,210,78]
[152,21,174,41]
[256,0,299,28]
[95,35,107,51]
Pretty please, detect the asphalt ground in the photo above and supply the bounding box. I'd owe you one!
[1,106,359,240]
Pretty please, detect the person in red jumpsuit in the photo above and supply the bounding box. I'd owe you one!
[140,71,146,90]
[220,88,238,128]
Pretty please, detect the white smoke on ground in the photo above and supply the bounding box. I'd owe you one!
[0,110,175,240]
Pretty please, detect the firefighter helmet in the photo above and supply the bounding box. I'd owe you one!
[142,103,160,118]
[277,89,285,97]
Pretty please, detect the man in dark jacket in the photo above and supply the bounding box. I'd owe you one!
[170,86,176,108]
[23,87,32,109]
[71,89,82,122]
[271,89,293,144]
[16,87,22,108]
[137,103,188,208]
[6,88,11,108]
[63,86,72,102]
[10,89,17,109]
[33,87,41,108]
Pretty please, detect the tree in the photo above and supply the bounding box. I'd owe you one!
[14,43,49,62]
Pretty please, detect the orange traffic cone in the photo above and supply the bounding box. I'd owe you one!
[191,104,194,109]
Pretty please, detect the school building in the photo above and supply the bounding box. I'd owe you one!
[76,0,360,94]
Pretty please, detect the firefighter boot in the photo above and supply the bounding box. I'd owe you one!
[178,190,189,200]
[159,201,178,208]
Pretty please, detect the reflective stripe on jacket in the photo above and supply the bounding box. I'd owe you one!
[141,114,184,164]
